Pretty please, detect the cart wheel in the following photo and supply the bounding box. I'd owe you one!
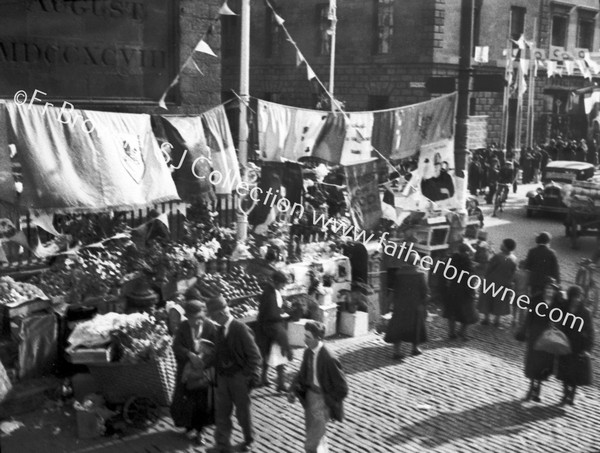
[123,396,160,429]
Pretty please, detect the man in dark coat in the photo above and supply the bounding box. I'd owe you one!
[207,296,262,453]
[256,271,292,391]
[524,232,561,295]
[289,321,348,453]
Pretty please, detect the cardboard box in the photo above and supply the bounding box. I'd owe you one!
[339,311,369,337]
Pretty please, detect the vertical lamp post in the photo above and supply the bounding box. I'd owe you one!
[454,0,474,188]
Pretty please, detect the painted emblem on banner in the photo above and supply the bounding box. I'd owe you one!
[119,134,145,183]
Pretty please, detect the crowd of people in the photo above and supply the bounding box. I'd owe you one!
[382,230,595,407]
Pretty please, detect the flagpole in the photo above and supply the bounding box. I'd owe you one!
[526,19,538,149]
[238,0,250,166]
[500,15,512,151]
[328,0,337,110]
[515,58,524,154]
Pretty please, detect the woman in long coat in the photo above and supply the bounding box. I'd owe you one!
[520,279,562,402]
[556,285,595,406]
[171,299,217,445]
[384,264,429,359]
[479,238,518,326]
[444,244,478,340]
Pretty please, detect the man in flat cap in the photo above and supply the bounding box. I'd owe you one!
[206,295,262,453]
[524,231,560,296]
[288,321,348,453]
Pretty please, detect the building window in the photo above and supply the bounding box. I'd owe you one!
[577,12,596,50]
[221,15,240,58]
[552,15,568,47]
[316,4,332,56]
[374,0,394,55]
[473,0,482,47]
[510,6,526,43]
[266,7,282,57]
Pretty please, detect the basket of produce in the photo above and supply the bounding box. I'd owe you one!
[0,276,50,335]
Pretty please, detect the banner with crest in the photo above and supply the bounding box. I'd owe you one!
[3,102,179,213]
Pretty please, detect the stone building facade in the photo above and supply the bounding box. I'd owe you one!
[222,0,600,148]
[0,0,222,114]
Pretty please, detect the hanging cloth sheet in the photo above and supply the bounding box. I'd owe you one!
[201,105,241,194]
[3,102,179,213]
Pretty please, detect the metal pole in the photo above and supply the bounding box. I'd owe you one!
[329,15,337,101]
[515,57,524,154]
[500,14,512,150]
[238,0,250,166]
[455,0,474,181]
[526,18,538,149]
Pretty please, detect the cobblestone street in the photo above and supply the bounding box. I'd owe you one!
[3,186,600,453]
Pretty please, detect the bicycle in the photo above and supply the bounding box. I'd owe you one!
[492,183,511,217]
[575,258,599,317]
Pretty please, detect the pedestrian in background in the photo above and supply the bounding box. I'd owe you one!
[556,285,595,406]
[517,278,562,402]
[171,300,218,446]
[524,232,560,296]
[207,295,262,453]
[288,321,348,453]
[384,263,429,359]
[479,238,518,327]
[256,271,292,392]
[443,243,478,340]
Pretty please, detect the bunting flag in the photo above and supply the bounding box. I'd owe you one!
[312,113,347,164]
[474,46,489,63]
[218,1,237,15]
[273,12,285,25]
[520,58,530,75]
[533,58,543,77]
[546,60,557,78]
[512,35,526,50]
[158,98,168,110]
[187,58,204,75]
[564,60,574,75]
[296,50,305,67]
[306,64,317,81]
[195,39,218,57]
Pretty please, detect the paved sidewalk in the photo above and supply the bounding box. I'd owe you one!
[3,307,600,453]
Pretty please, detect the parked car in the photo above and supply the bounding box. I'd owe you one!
[526,160,596,217]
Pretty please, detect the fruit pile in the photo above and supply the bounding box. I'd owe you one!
[0,276,48,305]
[28,269,73,298]
[196,268,262,300]
[229,297,260,319]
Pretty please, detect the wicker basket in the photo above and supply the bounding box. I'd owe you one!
[86,349,177,406]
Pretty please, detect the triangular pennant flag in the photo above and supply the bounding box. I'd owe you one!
[546,60,556,78]
[564,60,574,75]
[525,39,535,48]
[187,58,204,75]
[296,50,305,67]
[157,213,170,230]
[219,1,237,15]
[195,39,218,57]
[520,58,530,75]
[273,12,285,25]
[158,96,168,110]
[306,64,316,80]
[511,35,526,50]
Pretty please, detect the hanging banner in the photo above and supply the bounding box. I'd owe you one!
[4,102,179,213]
[344,160,381,230]
[413,138,465,211]
[340,112,374,165]
[372,92,457,160]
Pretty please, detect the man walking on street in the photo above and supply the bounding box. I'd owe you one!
[524,232,560,296]
[207,295,262,453]
[288,321,348,453]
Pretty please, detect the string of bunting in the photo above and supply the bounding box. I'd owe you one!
[263,0,449,213]
[158,1,238,110]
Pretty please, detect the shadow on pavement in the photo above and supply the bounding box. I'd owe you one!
[385,399,566,448]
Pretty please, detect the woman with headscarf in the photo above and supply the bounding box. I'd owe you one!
[443,243,478,340]
[518,278,562,402]
[171,299,218,445]
[556,285,595,406]
[384,261,429,359]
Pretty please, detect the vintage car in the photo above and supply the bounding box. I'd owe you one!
[526,160,596,217]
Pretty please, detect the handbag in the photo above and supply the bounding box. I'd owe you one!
[182,362,212,391]
[534,326,572,355]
